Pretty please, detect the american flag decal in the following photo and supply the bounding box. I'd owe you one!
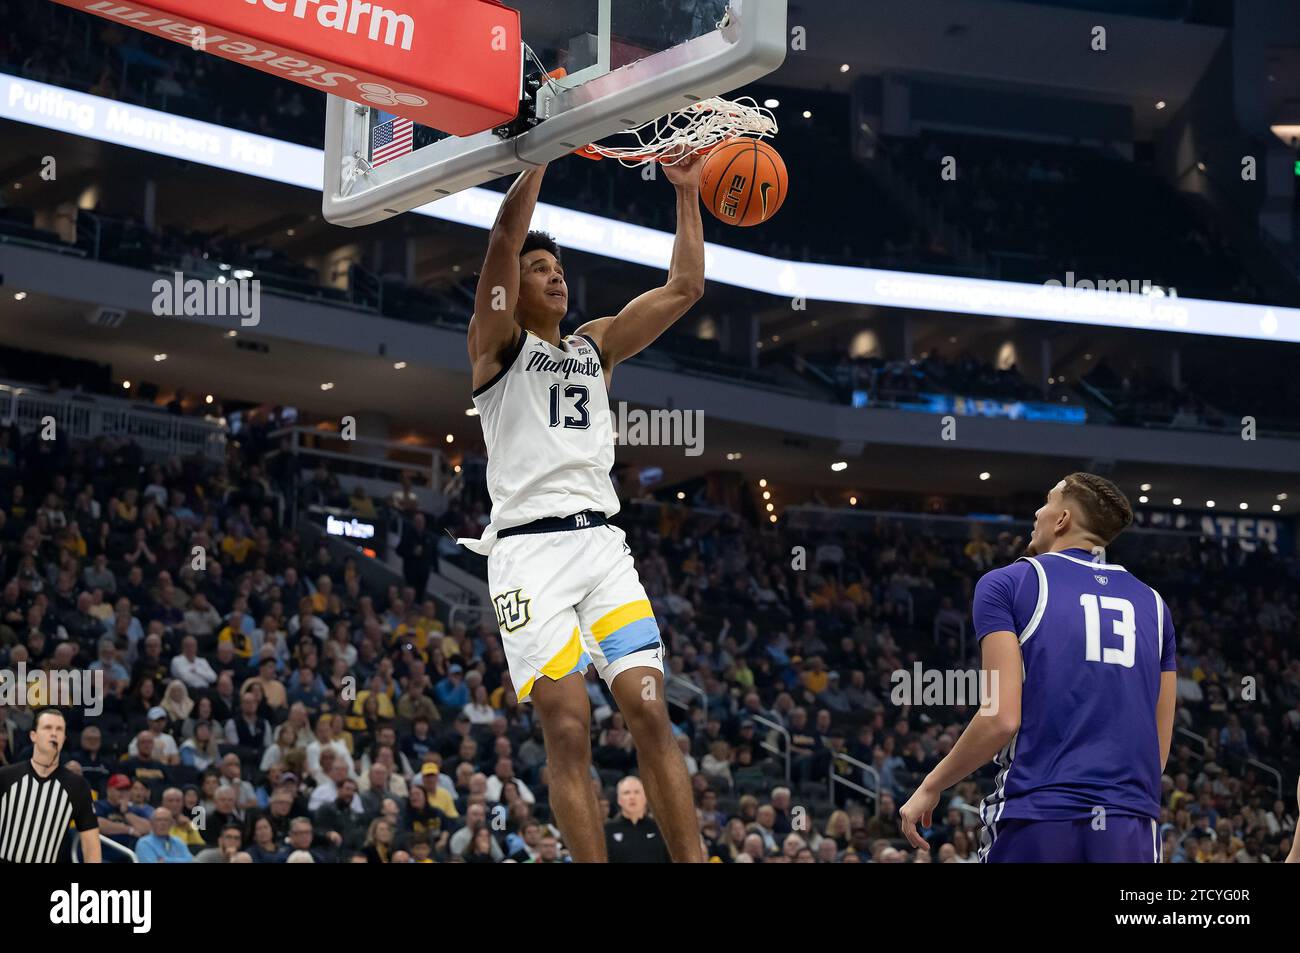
[371,112,414,167]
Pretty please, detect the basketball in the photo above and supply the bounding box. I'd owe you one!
[699,138,788,227]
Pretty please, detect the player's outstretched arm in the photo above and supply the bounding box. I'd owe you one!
[579,152,706,367]
[469,165,548,366]
[899,631,1023,848]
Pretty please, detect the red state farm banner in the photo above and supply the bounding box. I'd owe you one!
[53,0,522,136]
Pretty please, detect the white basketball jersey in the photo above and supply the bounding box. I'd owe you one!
[458,328,619,555]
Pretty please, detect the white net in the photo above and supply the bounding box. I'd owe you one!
[579,96,778,167]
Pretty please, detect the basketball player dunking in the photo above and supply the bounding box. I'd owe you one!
[458,154,707,862]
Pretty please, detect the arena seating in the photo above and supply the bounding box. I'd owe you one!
[0,400,1294,862]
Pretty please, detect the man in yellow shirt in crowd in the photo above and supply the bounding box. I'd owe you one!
[416,762,459,818]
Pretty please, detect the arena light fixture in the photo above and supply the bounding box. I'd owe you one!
[769,514,778,523]
[153,353,167,362]
[762,491,771,500]
[1140,483,1152,492]
[1273,504,1282,512]
[233,269,254,280]
[454,465,462,474]
[320,382,334,391]
[393,362,407,370]
[1279,493,1289,501]
[1138,496,1148,503]
[1239,502,1248,510]
[831,461,848,472]
[766,503,775,512]
[849,496,858,505]
[225,330,238,338]
[764,98,780,108]
[122,381,131,389]
[840,64,850,73]
[979,472,991,481]
[1156,101,1167,110]
[465,407,479,416]
[1205,500,1215,508]
[1172,497,1182,506]
[677,492,686,500]
[445,434,455,443]
[803,110,812,119]
[13,292,26,301]
[205,395,214,404]
[759,479,767,488]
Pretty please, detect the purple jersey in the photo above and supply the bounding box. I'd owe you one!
[972,548,1176,828]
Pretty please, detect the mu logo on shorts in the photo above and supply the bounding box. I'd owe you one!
[493,588,532,632]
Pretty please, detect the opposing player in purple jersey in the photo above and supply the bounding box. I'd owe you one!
[900,473,1178,862]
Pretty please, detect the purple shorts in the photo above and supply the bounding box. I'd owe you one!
[981,816,1161,863]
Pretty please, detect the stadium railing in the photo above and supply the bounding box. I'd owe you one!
[1176,726,1208,762]
[1245,759,1284,802]
[72,833,139,863]
[0,380,226,462]
[751,713,792,785]
[447,603,493,632]
[665,670,708,717]
[830,751,882,816]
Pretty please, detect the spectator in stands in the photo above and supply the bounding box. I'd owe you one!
[170,634,216,690]
[217,752,259,810]
[315,777,368,851]
[195,824,245,863]
[435,664,469,709]
[225,689,273,751]
[363,817,397,864]
[136,807,193,863]
[94,773,150,848]
[248,815,287,863]
[179,719,221,771]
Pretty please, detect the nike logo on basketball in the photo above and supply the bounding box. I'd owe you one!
[759,182,773,220]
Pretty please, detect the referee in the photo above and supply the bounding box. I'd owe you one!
[0,708,100,863]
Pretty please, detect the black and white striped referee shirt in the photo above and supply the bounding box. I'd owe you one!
[0,761,98,863]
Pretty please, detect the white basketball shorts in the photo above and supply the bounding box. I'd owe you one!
[488,522,664,702]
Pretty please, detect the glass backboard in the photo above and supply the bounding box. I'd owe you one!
[323,0,787,227]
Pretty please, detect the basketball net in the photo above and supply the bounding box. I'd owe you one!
[574,96,779,167]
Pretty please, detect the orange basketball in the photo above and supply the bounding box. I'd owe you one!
[699,139,788,227]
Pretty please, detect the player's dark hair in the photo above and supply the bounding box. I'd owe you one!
[520,230,561,263]
[1061,472,1133,545]
[32,706,66,729]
